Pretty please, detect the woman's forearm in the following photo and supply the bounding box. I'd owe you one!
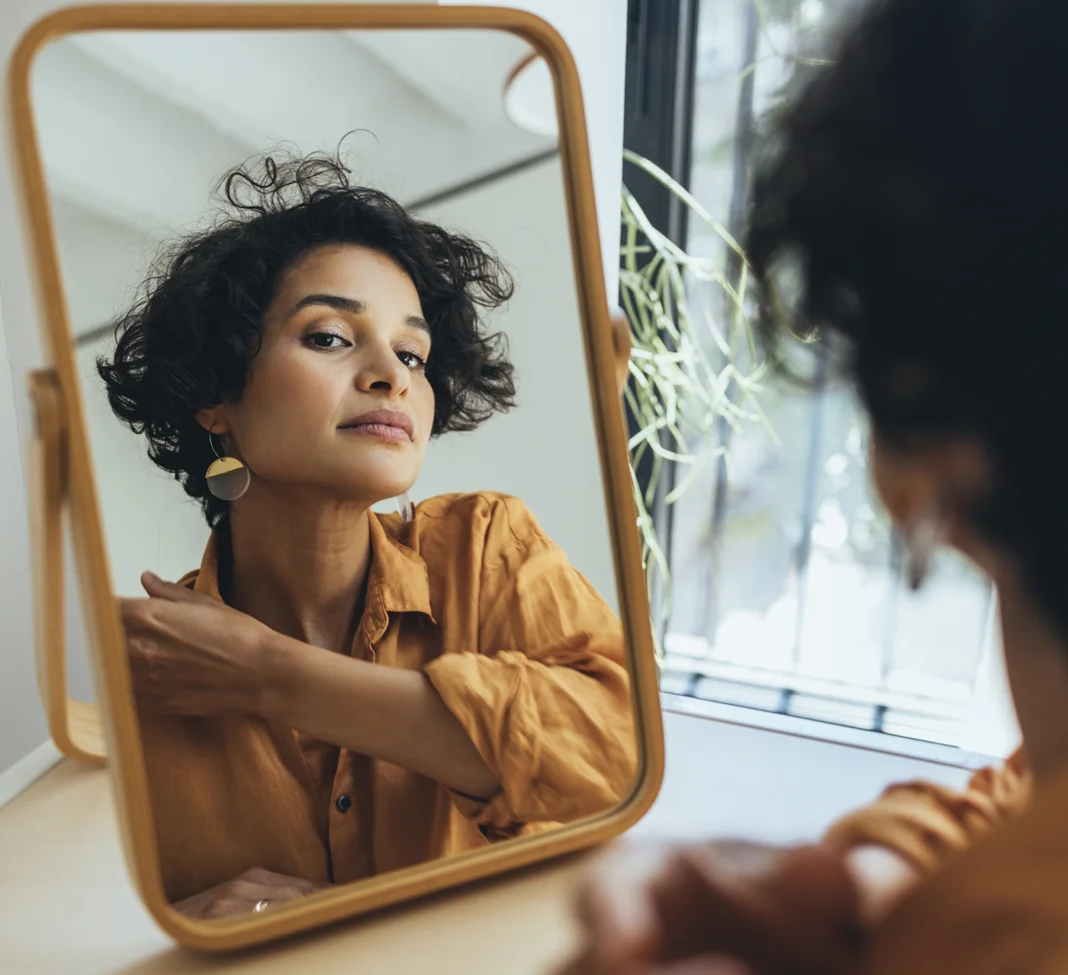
[258,633,501,801]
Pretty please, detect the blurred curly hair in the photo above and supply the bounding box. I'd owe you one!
[749,0,1068,641]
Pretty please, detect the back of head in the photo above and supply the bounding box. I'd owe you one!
[749,0,1068,641]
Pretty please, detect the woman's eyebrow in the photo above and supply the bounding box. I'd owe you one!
[292,295,428,337]
[292,293,366,315]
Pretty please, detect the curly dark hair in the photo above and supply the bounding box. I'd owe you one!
[98,149,516,527]
[748,0,1068,640]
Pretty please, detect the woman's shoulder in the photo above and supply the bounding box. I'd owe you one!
[414,491,532,522]
[863,767,1068,975]
[386,492,552,552]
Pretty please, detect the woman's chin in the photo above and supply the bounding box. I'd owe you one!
[349,477,417,506]
[336,451,422,499]
[262,461,418,508]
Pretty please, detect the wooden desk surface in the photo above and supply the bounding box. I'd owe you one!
[0,761,591,974]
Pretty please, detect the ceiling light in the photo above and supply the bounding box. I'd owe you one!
[503,51,557,138]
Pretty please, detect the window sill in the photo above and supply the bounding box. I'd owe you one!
[660,692,997,771]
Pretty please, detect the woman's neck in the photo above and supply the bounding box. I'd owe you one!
[225,488,373,653]
[997,568,1068,786]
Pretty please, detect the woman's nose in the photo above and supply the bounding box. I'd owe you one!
[355,346,409,397]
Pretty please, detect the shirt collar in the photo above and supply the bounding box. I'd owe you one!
[366,511,436,623]
[189,533,222,600]
[186,514,435,625]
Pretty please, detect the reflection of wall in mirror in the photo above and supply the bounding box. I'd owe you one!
[450,0,628,295]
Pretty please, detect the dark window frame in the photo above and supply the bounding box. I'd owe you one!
[621,0,700,631]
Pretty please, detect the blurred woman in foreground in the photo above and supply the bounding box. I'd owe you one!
[561,0,1068,970]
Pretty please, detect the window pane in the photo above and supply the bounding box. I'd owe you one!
[665,0,992,746]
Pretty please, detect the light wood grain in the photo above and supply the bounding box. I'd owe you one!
[0,759,592,974]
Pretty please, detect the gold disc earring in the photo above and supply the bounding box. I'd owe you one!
[205,431,250,501]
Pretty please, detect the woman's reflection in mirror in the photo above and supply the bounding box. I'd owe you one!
[97,150,636,919]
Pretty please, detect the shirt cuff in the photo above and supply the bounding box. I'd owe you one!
[446,787,526,840]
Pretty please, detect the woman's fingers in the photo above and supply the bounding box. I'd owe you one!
[174,869,333,919]
[236,868,333,899]
[569,842,863,975]
[576,845,677,968]
[651,957,754,975]
[646,843,858,971]
[120,581,273,717]
[140,571,207,603]
[572,844,769,969]
[553,949,754,975]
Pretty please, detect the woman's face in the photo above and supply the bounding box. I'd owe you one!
[209,243,435,507]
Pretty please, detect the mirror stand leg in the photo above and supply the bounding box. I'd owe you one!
[28,370,105,765]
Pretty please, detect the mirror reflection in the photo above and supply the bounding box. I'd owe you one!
[29,28,636,920]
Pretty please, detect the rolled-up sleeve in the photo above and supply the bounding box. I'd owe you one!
[423,497,637,832]
[823,746,1032,872]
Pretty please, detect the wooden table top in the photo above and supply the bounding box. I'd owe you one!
[0,760,594,975]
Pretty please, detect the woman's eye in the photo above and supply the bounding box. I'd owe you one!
[307,332,348,350]
[397,350,427,370]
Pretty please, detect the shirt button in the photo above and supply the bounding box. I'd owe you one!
[335,794,352,813]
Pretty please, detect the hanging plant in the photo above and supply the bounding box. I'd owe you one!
[619,149,773,643]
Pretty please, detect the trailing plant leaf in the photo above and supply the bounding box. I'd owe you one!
[620,155,769,651]
[621,0,840,654]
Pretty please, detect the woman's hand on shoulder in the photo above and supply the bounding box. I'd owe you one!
[122,572,281,717]
[555,840,866,975]
[172,867,333,920]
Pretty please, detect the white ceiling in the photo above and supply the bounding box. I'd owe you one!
[29,27,556,244]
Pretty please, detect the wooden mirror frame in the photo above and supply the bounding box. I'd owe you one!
[9,3,664,951]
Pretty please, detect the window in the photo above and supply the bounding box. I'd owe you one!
[625,0,1008,755]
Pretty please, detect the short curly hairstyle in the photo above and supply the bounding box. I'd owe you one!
[748,0,1068,640]
[99,150,516,527]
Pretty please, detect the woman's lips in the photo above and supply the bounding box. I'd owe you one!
[339,410,414,443]
[341,421,412,444]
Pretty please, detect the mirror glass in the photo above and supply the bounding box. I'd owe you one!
[29,27,636,921]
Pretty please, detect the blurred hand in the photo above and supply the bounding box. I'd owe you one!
[555,840,866,975]
[173,867,332,920]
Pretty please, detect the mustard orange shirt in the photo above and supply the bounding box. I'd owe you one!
[823,748,1068,972]
[855,758,1068,974]
[136,492,636,902]
[824,746,1032,873]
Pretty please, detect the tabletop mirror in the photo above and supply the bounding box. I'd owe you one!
[10,4,661,952]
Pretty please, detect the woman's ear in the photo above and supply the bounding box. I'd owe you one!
[195,408,229,436]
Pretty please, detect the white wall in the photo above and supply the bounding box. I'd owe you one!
[0,1,628,776]
[0,278,44,771]
[414,159,616,607]
[445,0,628,299]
